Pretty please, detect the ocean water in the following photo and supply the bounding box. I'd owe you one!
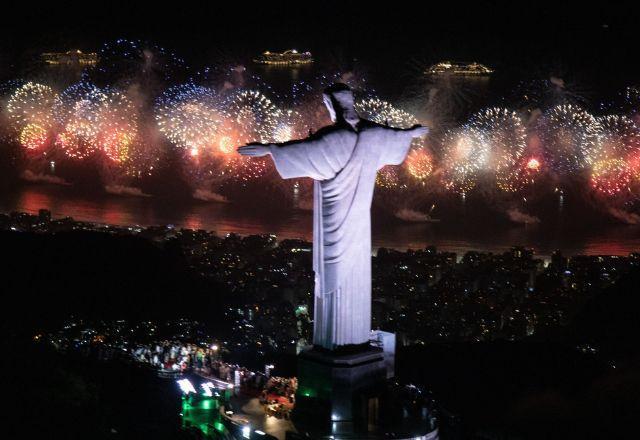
[2,184,640,259]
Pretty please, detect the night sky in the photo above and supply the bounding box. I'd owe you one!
[1,1,638,89]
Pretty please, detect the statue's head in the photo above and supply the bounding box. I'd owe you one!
[323,83,359,127]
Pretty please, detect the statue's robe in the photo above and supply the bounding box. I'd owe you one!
[270,121,414,349]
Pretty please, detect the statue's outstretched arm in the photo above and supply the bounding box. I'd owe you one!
[394,124,429,138]
[237,142,273,157]
[238,133,336,180]
[237,135,319,157]
[378,124,429,167]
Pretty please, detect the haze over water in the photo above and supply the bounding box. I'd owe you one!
[2,184,640,259]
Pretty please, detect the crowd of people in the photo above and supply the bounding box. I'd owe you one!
[131,341,265,388]
[131,340,295,418]
[260,377,297,419]
[132,342,208,373]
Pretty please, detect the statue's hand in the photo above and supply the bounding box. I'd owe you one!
[237,143,271,157]
[409,124,429,138]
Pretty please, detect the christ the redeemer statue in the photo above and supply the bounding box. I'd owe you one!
[238,83,428,350]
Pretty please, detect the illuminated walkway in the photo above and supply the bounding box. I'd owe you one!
[225,396,295,440]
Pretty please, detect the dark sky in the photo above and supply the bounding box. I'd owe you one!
[1,1,639,88]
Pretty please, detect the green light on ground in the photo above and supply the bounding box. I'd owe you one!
[299,387,316,398]
[180,395,223,438]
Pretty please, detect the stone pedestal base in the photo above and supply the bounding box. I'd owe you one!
[290,345,438,439]
[294,346,386,435]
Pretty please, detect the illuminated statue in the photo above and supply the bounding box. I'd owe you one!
[238,84,428,349]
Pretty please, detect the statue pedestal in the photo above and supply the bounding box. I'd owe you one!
[293,346,386,435]
[290,345,439,439]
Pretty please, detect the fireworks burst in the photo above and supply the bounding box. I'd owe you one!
[19,123,49,150]
[8,57,640,208]
[53,82,107,159]
[469,108,526,170]
[221,90,281,181]
[498,156,544,193]
[120,139,160,178]
[221,156,270,182]
[595,115,640,160]
[355,98,418,128]
[469,107,527,191]
[355,98,433,184]
[536,104,601,172]
[223,89,281,144]
[376,166,403,189]
[273,109,308,143]
[591,158,632,196]
[441,126,490,194]
[155,84,223,157]
[526,157,542,171]
[405,148,434,181]
[590,117,640,197]
[53,81,106,125]
[6,82,57,151]
[96,90,138,162]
